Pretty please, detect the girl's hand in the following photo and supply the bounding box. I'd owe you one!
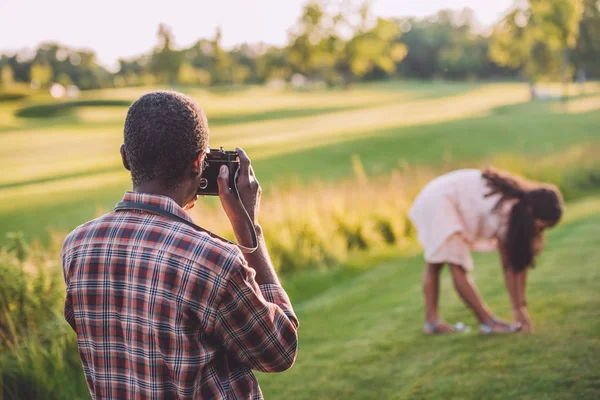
[513,306,533,334]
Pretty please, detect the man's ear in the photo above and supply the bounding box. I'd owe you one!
[192,151,205,175]
[120,144,130,171]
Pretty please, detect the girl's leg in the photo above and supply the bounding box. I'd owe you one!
[448,264,516,333]
[423,263,444,323]
[423,263,454,333]
[448,264,493,323]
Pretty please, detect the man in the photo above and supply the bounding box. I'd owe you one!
[61,91,299,399]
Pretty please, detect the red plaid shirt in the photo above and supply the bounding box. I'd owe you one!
[61,191,299,399]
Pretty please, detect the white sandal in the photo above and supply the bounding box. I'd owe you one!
[479,317,521,335]
[424,320,471,334]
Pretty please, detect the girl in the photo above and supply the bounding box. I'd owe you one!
[408,168,563,334]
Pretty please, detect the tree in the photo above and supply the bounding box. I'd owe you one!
[530,0,583,97]
[1,65,14,87]
[574,0,600,78]
[335,17,407,87]
[437,37,488,80]
[395,11,457,79]
[287,1,332,79]
[178,63,211,86]
[30,62,53,87]
[489,0,584,98]
[210,27,233,85]
[287,0,406,88]
[150,24,183,84]
[256,46,291,82]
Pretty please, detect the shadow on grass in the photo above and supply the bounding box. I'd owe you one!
[0,165,124,190]
[15,99,132,118]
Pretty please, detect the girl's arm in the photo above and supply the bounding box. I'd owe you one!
[499,243,533,333]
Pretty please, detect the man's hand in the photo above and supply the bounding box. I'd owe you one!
[217,147,261,247]
[217,147,279,285]
[513,306,533,334]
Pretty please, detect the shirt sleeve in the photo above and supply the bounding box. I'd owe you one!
[64,291,77,331]
[214,259,299,373]
[60,239,77,332]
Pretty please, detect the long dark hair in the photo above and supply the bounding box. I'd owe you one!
[482,168,563,272]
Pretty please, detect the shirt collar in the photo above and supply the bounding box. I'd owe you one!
[119,191,194,223]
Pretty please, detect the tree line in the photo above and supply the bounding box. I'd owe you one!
[0,0,598,91]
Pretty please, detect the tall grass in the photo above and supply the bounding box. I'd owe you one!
[189,159,439,274]
[0,236,88,399]
[190,144,600,274]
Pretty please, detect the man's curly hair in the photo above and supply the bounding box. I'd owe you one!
[124,91,209,189]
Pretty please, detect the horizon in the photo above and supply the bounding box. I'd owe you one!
[0,0,513,70]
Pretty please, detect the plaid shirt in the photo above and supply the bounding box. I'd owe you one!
[61,192,299,399]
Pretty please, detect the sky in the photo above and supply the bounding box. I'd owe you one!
[0,0,513,69]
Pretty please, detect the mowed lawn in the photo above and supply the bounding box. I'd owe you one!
[1,81,600,242]
[258,197,600,399]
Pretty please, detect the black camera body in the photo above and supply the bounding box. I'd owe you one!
[197,147,240,196]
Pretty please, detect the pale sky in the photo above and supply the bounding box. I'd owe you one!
[0,0,513,69]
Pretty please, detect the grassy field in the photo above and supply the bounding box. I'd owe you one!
[1,81,600,399]
[1,81,600,243]
[259,197,600,399]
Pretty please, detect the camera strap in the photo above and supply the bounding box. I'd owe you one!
[114,200,259,254]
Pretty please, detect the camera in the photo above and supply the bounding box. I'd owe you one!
[197,147,240,196]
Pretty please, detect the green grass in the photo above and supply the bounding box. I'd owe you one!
[1,81,600,243]
[1,81,600,399]
[258,197,600,399]
[2,197,598,399]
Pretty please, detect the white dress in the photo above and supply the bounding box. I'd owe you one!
[408,169,513,270]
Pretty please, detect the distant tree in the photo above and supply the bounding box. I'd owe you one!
[288,0,406,88]
[530,0,583,97]
[178,63,211,86]
[185,39,214,71]
[334,16,407,88]
[287,1,332,79]
[116,57,146,86]
[229,43,264,83]
[490,0,584,98]
[211,27,233,85]
[256,46,291,82]
[57,72,73,87]
[30,62,53,87]
[434,9,492,80]
[395,11,456,79]
[438,38,488,80]
[150,24,183,84]
[1,64,14,86]
[574,0,600,78]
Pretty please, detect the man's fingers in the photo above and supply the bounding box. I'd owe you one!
[237,147,251,178]
[217,165,231,195]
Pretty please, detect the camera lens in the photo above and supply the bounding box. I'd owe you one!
[199,178,208,189]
